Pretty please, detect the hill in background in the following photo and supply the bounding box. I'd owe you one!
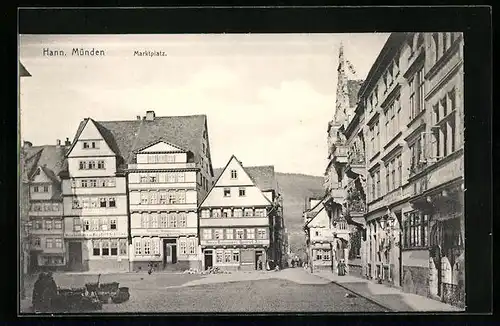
[276,172,324,259]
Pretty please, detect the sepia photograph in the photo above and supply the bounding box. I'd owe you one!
[19,28,466,314]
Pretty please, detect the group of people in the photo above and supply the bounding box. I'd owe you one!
[32,271,58,312]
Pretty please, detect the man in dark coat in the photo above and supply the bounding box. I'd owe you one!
[32,272,46,312]
[42,272,58,311]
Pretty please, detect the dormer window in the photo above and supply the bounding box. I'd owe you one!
[231,170,237,179]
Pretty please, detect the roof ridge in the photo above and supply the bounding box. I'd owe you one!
[97,114,206,124]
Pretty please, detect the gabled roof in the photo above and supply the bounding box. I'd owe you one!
[201,155,273,208]
[64,115,208,171]
[133,139,189,153]
[20,62,31,77]
[213,164,278,193]
[24,145,67,181]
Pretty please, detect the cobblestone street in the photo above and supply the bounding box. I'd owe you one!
[21,268,387,313]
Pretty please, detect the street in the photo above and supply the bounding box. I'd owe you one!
[22,268,387,313]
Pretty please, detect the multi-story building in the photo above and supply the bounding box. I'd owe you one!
[61,118,130,272]
[126,112,213,271]
[19,62,32,298]
[324,43,365,273]
[60,111,214,272]
[347,32,464,307]
[26,141,69,271]
[304,196,350,273]
[199,156,280,271]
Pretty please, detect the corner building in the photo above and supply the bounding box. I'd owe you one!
[199,156,276,271]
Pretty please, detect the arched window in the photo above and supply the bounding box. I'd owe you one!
[432,33,440,63]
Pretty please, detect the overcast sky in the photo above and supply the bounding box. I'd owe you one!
[19,33,389,176]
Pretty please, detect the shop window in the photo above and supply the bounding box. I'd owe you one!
[93,240,100,256]
[110,239,118,256]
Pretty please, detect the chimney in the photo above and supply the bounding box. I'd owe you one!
[56,139,61,146]
[23,141,32,148]
[136,115,141,120]
[64,137,71,146]
[145,110,155,121]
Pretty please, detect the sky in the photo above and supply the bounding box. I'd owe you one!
[19,33,389,176]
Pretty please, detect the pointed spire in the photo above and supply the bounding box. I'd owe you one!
[338,41,345,72]
[334,42,349,125]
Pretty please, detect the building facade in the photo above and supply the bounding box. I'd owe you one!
[60,111,214,272]
[324,43,365,273]
[61,119,129,272]
[26,143,68,271]
[127,112,213,271]
[199,156,278,271]
[342,32,464,307]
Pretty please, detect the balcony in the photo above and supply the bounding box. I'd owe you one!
[408,161,428,178]
[329,187,346,202]
[346,150,366,177]
[344,181,367,220]
[333,145,349,164]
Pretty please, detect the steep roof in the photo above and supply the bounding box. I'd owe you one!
[347,79,364,107]
[66,115,207,170]
[213,165,278,192]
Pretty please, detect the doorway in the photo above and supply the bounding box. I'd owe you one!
[29,252,39,273]
[163,239,177,268]
[68,242,83,271]
[255,250,263,270]
[204,250,213,270]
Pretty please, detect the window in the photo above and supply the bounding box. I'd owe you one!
[79,161,87,170]
[214,229,223,239]
[255,209,266,217]
[98,218,107,231]
[257,229,267,239]
[109,219,117,230]
[223,209,232,218]
[233,209,243,217]
[232,251,240,262]
[158,191,167,205]
[391,160,396,190]
[149,173,158,183]
[33,237,41,247]
[120,239,127,255]
[176,191,186,204]
[83,142,89,149]
[223,188,231,197]
[88,161,96,170]
[110,239,118,256]
[84,220,90,231]
[54,220,62,229]
[433,89,457,159]
[224,251,231,263]
[231,170,238,179]
[143,239,151,255]
[432,33,440,63]
[246,229,255,239]
[169,213,178,228]
[323,250,331,261]
[102,240,110,256]
[216,251,223,263]
[385,164,390,194]
[134,239,142,255]
[177,172,185,182]
[153,238,160,255]
[93,240,100,256]
[179,213,187,228]
[168,192,177,204]
[73,218,82,231]
[179,239,187,255]
[397,155,402,187]
[188,238,196,254]
[150,213,158,228]
[244,208,253,217]
[225,229,234,240]
[90,197,98,208]
[203,229,212,240]
[212,209,221,218]
[236,229,244,239]
[45,220,53,230]
[99,197,106,208]
[43,186,49,192]
[141,213,149,228]
[160,213,168,228]
[167,154,176,163]
[140,174,148,183]
[201,210,210,219]
[150,192,158,205]
[109,197,116,207]
[140,192,148,205]
[315,250,322,261]
[33,186,39,193]
[239,188,246,197]
[403,211,429,248]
